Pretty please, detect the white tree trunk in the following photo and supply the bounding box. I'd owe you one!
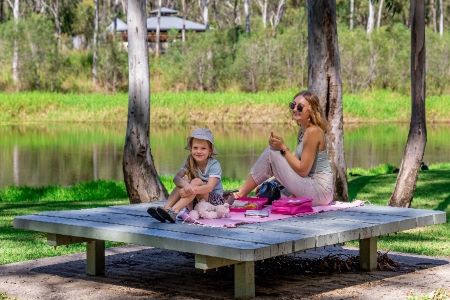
[201,0,209,29]
[92,0,99,85]
[11,0,19,85]
[350,0,354,29]
[256,0,267,28]
[439,0,444,36]
[376,0,384,28]
[124,0,167,203]
[367,0,375,33]
[155,0,161,57]
[244,0,250,34]
[273,0,286,31]
[431,0,437,32]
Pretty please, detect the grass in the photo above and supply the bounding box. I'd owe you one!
[1,90,450,124]
[0,164,449,265]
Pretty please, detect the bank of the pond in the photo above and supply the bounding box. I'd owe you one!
[1,163,449,265]
[1,90,450,124]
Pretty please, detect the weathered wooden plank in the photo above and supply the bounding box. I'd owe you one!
[359,237,377,271]
[47,233,90,246]
[234,261,255,299]
[195,254,238,270]
[86,240,105,275]
[37,210,302,258]
[346,205,446,220]
[13,215,268,261]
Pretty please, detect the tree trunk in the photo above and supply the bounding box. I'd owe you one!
[182,0,186,43]
[256,0,267,28]
[11,0,19,86]
[367,0,375,33]
[124,0,168,203]
[0,0,4,22]
[307,0,348,202]
[349,0,354,29]
[389,0,426,208]
[439,0,444,36]
[273,0,286,31]
[92,0,99,85]
[155,0,161,57]
[201,0,209,29]
[376,0,383,28]
[431,0,437,32]
[244,0,250,34]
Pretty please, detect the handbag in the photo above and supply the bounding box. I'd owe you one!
[271,197,313,215]
[256,180,283,203]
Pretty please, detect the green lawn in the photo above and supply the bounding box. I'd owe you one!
[0,165,449,265]
[1,90,450,124]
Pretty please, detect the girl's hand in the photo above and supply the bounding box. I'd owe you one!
[180,184,195,197]
[269,132,285,151]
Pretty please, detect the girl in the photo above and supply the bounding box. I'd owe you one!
[147,128,224,223]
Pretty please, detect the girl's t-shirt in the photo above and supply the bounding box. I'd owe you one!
[180,157,224,195]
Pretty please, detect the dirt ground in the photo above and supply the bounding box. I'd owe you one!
[0,245,449,300]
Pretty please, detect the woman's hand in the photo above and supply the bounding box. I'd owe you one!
[269,132,287,151]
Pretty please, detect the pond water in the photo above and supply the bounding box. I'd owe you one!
[1,123,449,188]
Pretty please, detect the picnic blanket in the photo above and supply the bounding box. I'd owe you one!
[178,200,365,228]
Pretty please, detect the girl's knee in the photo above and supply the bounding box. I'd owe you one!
[190,178,204,186]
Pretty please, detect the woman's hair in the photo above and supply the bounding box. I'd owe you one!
[293,90,329,133]
[185,137,213,180]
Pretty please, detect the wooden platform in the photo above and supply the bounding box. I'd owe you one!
[13,203,446,299]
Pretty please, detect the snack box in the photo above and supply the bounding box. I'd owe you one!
[229,196,269,212]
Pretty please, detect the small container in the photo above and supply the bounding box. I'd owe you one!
[229,196,269,212]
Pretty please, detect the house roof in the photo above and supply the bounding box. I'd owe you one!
[106,17,128,32]
[146,16,206,31]
[106,7,207,33]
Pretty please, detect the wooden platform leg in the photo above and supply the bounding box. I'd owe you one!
[359,237,377,271]
[86,239,105,276]
[234,261,255,299]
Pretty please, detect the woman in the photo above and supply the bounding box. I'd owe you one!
[227,91,333,206]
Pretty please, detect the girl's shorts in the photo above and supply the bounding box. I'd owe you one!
[208,192,224,205]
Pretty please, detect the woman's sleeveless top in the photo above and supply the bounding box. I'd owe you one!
[295,135,332,177]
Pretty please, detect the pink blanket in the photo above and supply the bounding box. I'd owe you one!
[178,200,365,228]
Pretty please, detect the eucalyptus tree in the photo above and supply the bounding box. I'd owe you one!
[155,0,161,57]
[244,0,250,34]
[124,0,167,203]
[377,0,384,28]
[92,0,99,85]
[439,0,444,36]
[6,0,19,86]
[389,0,426,207]
[200,0,209,28]
[367,0,375,33]
[307,0,348,202]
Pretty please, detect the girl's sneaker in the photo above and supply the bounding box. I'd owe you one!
[157,207,177,223]
[147,206,166,223]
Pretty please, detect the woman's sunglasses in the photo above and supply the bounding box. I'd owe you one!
[289,101,303,112]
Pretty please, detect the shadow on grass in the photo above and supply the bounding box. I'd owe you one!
[8,247,447,299]
[348,175,378,201]
[435,194,450,212]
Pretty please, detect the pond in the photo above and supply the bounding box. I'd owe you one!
[1,123,449,188]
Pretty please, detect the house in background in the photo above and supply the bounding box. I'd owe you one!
[106,7,207,51]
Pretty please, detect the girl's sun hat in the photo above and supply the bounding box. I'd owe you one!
[186,128,218,155]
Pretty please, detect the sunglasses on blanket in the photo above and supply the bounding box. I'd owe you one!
[289,101,303,112]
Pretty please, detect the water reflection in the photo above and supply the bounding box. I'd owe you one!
[0,123,449,187]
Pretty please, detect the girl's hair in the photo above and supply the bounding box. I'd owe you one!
[185,137,213,180]
[293,91,329,133]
